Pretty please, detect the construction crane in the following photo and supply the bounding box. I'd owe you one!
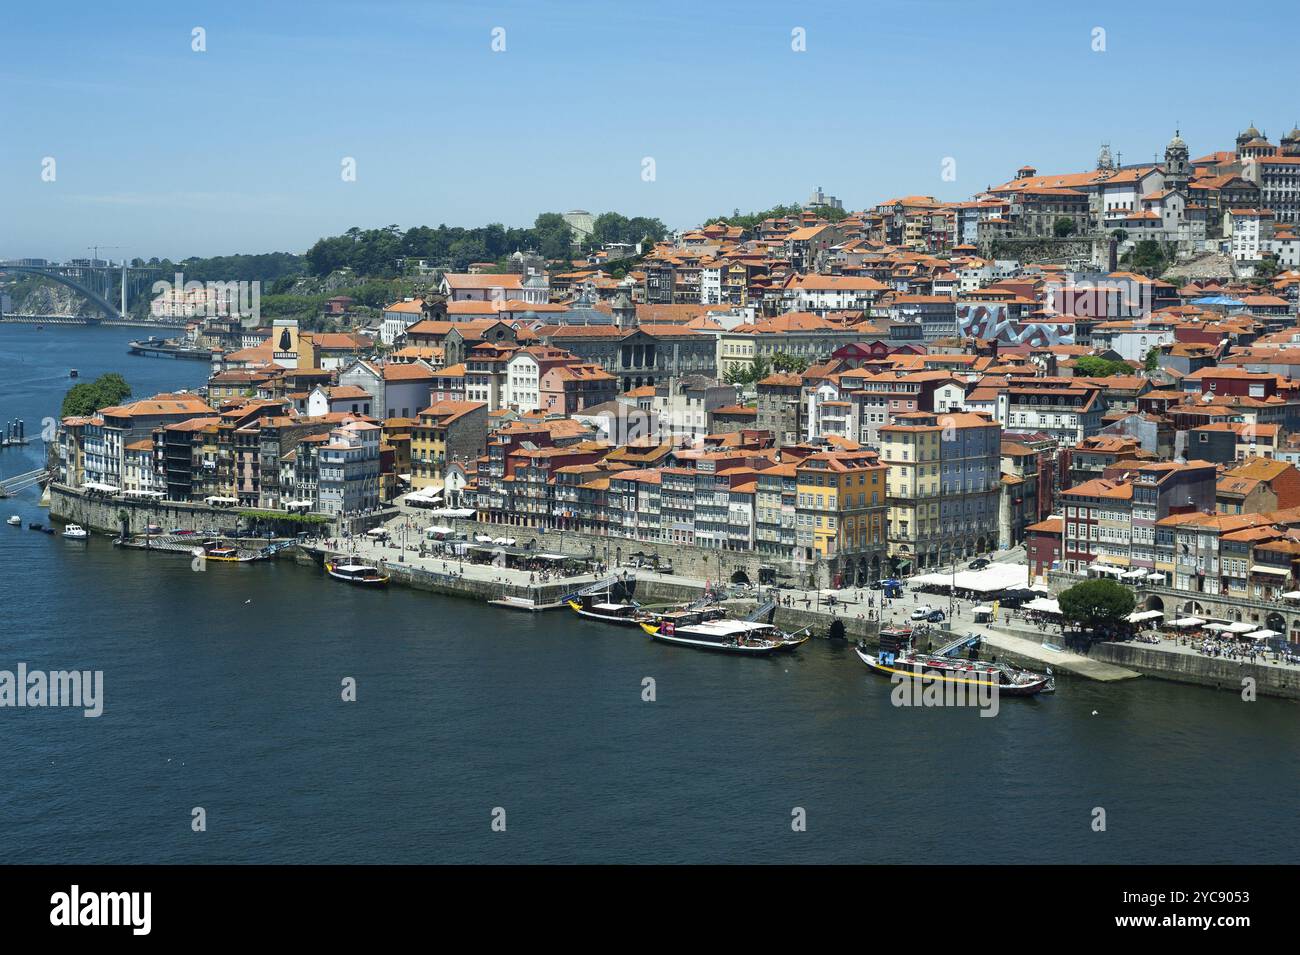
[87,245,121,264]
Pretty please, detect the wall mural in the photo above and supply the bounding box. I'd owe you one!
[956,303,1074,347]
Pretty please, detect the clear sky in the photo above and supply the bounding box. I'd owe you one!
[2,0,1295,261]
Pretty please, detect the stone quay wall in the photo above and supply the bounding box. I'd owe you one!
[1092,642,1300,700]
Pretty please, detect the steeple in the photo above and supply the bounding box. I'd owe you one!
[1164,129,1189,186]
[612,289,637,330]
[1097,143,1114,172]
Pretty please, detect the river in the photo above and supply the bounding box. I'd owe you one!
[0,323,1296,864]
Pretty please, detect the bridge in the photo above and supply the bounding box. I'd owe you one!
[0,468,48,496]
[0,261,162,323]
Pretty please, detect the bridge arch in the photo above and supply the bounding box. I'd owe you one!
[0,265,119,321]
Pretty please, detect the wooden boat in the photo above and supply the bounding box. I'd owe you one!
[638,610,785,655]
[566,594,647,626]
[325,559,389,586]
[201,540,242,561]
[856,626,1054,696]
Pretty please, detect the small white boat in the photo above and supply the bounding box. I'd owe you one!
[62,523,89,540]
[6,515,20,526]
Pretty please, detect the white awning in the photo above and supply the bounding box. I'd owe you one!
[82,482,119,492]
[1169,617,1205,628]
[1127,610,1163,623]
[425,525,455,535]
[973,605,995,614]
[1250,565,1290,576]
[1024,597,1061,615]
[1244,629,1280,641]
[1089,563,1127,577]
[1205,621,1256,634]
[1283,591,1300,600]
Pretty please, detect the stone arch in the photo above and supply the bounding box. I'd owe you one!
[730,569,750,585]
[1267,611,1286,633]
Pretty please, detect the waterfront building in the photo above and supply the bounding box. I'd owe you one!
[881,411,1002,573]
[317,420,382,515]
[794,448,888,586]
[410,401,489,491]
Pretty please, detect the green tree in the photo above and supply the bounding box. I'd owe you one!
[1073,355,1133,378]
[1053,216,1077,238]
[771,352,810,374]
[1057,579,1136,635]
[61,373,132,417]
[1123,239,1174,274]
[1144,347,1159,372]
[532,212,575,260]
[724,354,771,386]
[591,212,631,247]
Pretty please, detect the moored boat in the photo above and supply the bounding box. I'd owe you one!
[61,523,88,540]
[6,514,20,526]
[856,626,1054,696]
[566,594,647,626]
[325,559,389,586]
[639,610,786,655]
[201,540,242,561]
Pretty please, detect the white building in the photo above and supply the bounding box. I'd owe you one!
[1226,208,1275,261]
[784,275,888,314]
[317,420,381,515]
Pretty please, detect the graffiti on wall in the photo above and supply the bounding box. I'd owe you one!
[956,303,1074,347]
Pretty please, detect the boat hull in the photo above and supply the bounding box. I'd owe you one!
[325,562,389,585]
[855,647,1052,696]
[566,601,645,626]
[638,621,782,655]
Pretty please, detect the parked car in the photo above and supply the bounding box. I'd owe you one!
[968,557,991,570]
[925,609,946,623]
[910,606,935,621]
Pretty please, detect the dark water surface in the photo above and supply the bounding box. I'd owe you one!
[1,324,1296,863]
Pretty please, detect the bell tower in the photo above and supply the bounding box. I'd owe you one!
[1164,130,1189,188]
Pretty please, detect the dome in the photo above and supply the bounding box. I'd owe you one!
[1168,130,1186,149]
[1286,126,1300,141]
[1241,123,1262,139]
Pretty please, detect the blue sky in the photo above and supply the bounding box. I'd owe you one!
[1,0,1295,261]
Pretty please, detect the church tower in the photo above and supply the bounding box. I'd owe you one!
[1097,143,1115,172]
[1164,130,1189,188]
[1282,125,1300,157]
[612,289,638,330]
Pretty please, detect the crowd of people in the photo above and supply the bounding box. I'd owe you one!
[1183,633,1300,667]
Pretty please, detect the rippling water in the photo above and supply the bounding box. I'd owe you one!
[1,324,1296,863]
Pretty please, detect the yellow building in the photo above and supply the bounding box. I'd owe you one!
[795,449,888,585]
[382,417,415,501]
[881,410,1002,573]
[410,401,488,491]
